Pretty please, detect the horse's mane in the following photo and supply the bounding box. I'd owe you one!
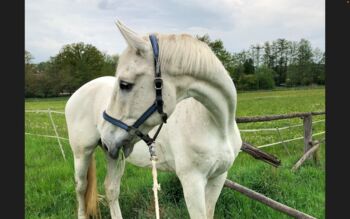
[156,33,228,80]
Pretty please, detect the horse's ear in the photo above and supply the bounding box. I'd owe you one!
[115,20,148,52]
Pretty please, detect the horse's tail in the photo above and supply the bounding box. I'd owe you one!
[85,154,101,219]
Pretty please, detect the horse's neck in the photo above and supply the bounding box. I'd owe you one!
[172,70,236,130]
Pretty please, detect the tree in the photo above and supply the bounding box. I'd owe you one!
[197,34,236,78]
[50,42,105,94]
[311,48,325,84]
[273,38,290,85]
[297,39,314,85]
[288,41,299,65]
[286,64,300,86]
[251,44,264,68]
[25,50,38,97]
[243,58,255,74]
[263,42,275,69]
[256,66,276,89]
[100,53,119,77]
[297,39,313,65]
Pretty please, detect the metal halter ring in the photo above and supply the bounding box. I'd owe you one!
[154,77,163,90]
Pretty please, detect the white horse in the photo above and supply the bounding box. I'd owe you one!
[65,21,242,219]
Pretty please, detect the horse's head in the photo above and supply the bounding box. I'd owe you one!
[100,21,177,159]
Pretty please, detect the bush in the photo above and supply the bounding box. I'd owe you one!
[237,74,258,90]
[256,66,276,90]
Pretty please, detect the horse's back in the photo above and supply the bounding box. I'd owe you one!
[65,76,115,116]
[65,76,116,148]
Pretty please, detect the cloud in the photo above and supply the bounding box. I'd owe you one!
[25,0,325,63]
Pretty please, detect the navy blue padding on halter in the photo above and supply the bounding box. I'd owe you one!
[103,111,130,131]
[102,34,166,146]
[133,103,158,128]
[103,103,157,131]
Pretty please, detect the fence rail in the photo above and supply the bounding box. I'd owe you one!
[236,111,325,123]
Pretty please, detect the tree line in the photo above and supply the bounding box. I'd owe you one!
[25,43,118,97]
[25,36,324,97]
[197,35,325,90]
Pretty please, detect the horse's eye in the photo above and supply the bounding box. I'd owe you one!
[119,81,134,91]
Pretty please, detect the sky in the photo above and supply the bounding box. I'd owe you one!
[25,0,325,63]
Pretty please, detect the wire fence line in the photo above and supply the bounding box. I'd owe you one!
[25,132,69,141]
[26,108,67,161]
[257,131,325,148]
[48,109,66,161]
[25,109,65,114]
[25,109,325,151]
[25,131,325,149]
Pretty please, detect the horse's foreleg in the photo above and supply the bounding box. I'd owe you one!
[178,171,207,219]
[205,172,227,219]
[104,153,125,219]
[73,148,94,219]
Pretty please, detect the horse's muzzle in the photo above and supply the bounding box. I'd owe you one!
[108,145,121,159]
[102,139,132,160]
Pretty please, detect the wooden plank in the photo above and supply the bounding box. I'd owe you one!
[241,142,281,167]
[292,142,320,171]
[224,179,316,219]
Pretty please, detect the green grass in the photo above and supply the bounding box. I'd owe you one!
[25,88,325,219]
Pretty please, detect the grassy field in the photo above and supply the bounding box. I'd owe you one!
[25,88,325,219]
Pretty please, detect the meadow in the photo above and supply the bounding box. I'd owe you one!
[25,87,325,219]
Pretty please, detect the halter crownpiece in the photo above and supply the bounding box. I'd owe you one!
[150,34,168,123]
[103,34,167,147]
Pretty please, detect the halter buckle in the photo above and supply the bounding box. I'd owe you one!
[154,77,163,90]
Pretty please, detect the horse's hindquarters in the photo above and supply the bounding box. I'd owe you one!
[65,76,115,149]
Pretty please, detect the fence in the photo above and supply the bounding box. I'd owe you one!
[236,111,325,163]
[25,109,68,161]
[25,109,325,162]
[25,109,325,218]
[231,111,325,218]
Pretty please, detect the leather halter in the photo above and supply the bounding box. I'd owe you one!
[103,34,167,147]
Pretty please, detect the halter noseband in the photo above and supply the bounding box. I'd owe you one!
[103,34,167,147]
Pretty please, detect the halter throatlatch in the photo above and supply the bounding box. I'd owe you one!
[103,34,167,152]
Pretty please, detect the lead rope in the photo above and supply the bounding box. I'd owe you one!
[149,143,160,219]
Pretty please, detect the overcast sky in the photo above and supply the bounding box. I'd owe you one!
[25,0,325,63]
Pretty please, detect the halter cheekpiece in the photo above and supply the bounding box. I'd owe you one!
[103,34,168,150]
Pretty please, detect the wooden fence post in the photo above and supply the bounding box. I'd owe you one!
[303,114,313,160]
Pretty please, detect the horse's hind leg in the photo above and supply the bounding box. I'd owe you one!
[205,172,227,219]
[72,146,95,219]
[104,153,125,219]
